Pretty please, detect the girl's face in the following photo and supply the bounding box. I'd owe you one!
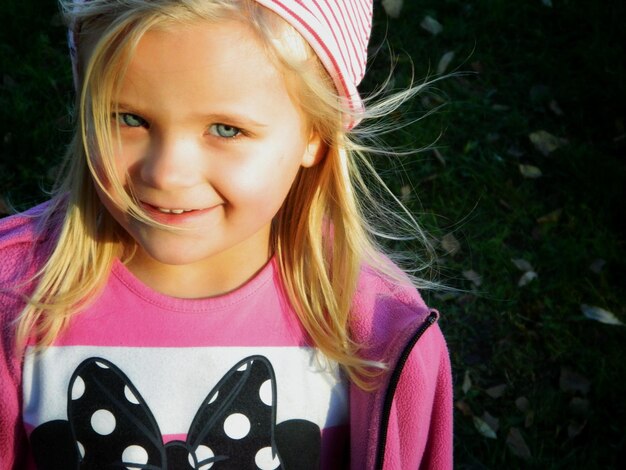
[98,19,320,297]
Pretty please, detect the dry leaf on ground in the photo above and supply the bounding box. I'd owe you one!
[462,370,472,394]
[511,258,534,272]
[499,199,512,210]
[437,51,455,74]
[568,420,587,438]
[581,304,624,325]
[589,258,606,274]
[529,130,568,156]
[421,15,443,35]
[549,99,564,116]
[481,411,500,433]
[400,185,411,201]
[441,233,461,255]
[511,258,538,286]
[473,416,497,439]
[433,148,446,166]
[537,208,562,224]
[519,164,542,178]
[515,398,535,427]
[559,367,591,395]
[485,384,507,398]
[462,270,482,287]
[515,396,530,413]
[381,0,403,18]
[506,428,532,460]
[569,397,589,416]
[518,271,538,287]
[455,400,473,417]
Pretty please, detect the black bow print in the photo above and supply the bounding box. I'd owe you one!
[30,355,322,469]
[67,355,282,469]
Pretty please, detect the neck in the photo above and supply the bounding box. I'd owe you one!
[125,246,272,299]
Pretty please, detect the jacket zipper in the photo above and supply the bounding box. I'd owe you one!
[374,311,438,470]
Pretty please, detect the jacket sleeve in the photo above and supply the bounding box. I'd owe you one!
[383,323,454,469]
[0,210,45,469]
[0,304,27,470]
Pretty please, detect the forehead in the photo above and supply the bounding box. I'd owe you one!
[128,19,273,86]
[116,19,303,123]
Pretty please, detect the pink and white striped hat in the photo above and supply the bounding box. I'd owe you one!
[69,0,374,127]
[253,0,373,125]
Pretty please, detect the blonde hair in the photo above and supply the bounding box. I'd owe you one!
[15,0,435,390]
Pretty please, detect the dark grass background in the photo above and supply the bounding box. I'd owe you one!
[1,0,625,467]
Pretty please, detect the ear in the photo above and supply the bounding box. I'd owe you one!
[301,132,325,168]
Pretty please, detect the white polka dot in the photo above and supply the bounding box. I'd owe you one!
[237,362,249,372]
[91,409,116,435]
[255,447,280,469]
[71,376,85,400]
[259,380,272,406]
[208,391,219,404]
[122,445,148,469]
[76,441,85,459]
[223,413,250,439]
[189,445,214,470]
[124,386,140,405]
[95,361,109,369]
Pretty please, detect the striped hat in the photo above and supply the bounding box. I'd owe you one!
[253,0,373,126]
[69,0,374,127]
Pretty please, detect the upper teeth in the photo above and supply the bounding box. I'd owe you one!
[157,208,193,214]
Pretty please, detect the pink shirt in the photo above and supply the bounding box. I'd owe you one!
[0,204,453,469]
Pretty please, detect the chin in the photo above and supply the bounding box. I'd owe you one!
[142,244,215,267]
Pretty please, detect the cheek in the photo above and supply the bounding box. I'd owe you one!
[110,137,147,181]
[232,157,301,199]
[92,162,134,229]
[224,141,306,199]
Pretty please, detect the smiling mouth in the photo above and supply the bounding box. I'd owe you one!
[155,207,194,214]
[140,202,200,214]
[142,202,219,216]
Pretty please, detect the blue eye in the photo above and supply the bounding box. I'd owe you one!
[209,123,241,138]
[115,113,148,128]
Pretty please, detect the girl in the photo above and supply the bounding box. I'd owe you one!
[0,0,452,468]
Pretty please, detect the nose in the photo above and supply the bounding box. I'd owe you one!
[138,132,206,190]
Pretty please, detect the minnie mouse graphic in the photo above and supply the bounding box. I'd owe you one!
[30,356,321,469]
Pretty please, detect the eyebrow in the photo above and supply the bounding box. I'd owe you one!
[111,102,140,112]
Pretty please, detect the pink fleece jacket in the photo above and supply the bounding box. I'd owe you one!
[0,204,453,469]
[349,263,453,469]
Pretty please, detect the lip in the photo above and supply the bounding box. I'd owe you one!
[140,201,220,225]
